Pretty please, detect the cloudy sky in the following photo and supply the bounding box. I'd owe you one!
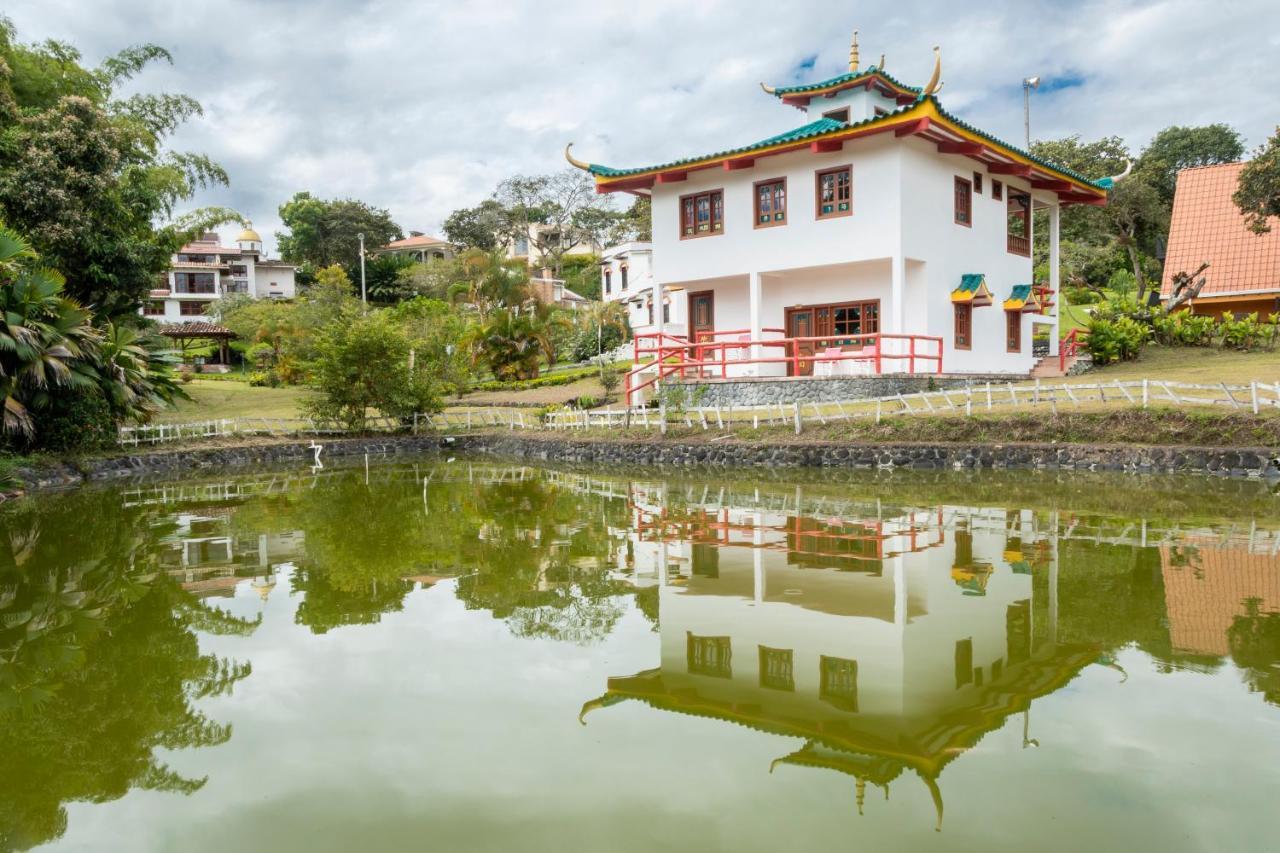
[6,0,1278,252]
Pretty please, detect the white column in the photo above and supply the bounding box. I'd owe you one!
[1049,203,1061,356]
[652,276,664,339]
[890,254,906,333]
[748,271,762,374]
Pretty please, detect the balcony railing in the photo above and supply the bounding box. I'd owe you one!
[1007,233,1031,257]
[627,329,944,405]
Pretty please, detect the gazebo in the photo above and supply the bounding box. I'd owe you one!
[158,322,238,367]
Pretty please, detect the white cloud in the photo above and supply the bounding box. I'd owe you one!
[5,0,1277,254]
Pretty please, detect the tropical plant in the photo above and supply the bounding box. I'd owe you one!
[1084,313,1149,365]
[0,227,98,435]
[467,308,547,381]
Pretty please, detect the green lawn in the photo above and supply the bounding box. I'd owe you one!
[157,379,315,423]
[1080,345,1280,385]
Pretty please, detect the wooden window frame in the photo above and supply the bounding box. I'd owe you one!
[822,107,850,123]
[973,171,984,195]
[954,176,972,227]
[1006,309,1022,352]
[992,179,1003,201]
[819,655,859,712]
[815,165,853,220]
[679,189,725,240]
[143,300,166,316]
[1006,187,1032,256]
[954,303,972,350]
[180,300,211,317]
[753,177,787,229]
[758,646,795,692]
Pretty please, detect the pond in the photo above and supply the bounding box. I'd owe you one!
[2,459,1279,852]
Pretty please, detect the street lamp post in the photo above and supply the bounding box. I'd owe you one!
[1022,76,1041,149]
[357,232,367,307]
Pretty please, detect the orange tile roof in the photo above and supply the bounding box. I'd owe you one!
[1160,163,1280,298]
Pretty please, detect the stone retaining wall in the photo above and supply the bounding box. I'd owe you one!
[8,431,1278,495]
[456,435,1280,479]
[666,374,1016,407]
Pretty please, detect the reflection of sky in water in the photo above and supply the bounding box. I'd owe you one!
[6,462,1279,852]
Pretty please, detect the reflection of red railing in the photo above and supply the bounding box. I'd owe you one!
[1060,328,1087,373]
[626,330,944,405]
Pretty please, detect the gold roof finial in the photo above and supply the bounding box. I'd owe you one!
[921,46,942,97]
[849,30,860,71]
[564,143,590,172]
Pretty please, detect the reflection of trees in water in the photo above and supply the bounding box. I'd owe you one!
[0,491,256,853]
[1228,601,1280,706]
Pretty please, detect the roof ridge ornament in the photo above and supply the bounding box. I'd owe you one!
[849,30,860,71]
[760,81,777,94]
[564,143,590,172]
[921,46,942,97]
[1101,159,1132,188]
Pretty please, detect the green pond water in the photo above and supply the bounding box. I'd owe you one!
[2,459,1279,852]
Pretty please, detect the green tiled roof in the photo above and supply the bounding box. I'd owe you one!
[1007,284,1033,302]
[589,116,853,178]
[956,274,986,293]
[771,66,921,97]
[588,94,1108,193]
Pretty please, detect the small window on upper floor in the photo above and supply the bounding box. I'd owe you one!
[992,179,1004,201]
[143,300,165,316]
[680,189,724,239]
[816,166,852,219]
[973,172,984,195]
[754,178,787,228]
[874,106,889,117]
[822,107,850,124]
[603,268,612,294]
[620,263,629,289]
[954,176,973,227]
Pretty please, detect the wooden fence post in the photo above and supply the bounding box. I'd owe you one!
[793,402,802,435]
[659,402,667,435]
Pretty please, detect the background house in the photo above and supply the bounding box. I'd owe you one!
[1160,162,1280,318]
[375,232,456,263]
[143,226,297,324]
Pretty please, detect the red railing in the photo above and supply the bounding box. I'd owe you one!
[626,330,944,405]
[1060,328,1087,373]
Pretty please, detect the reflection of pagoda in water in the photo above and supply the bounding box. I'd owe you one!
[584,489,1097,830]
[156,510,305,599]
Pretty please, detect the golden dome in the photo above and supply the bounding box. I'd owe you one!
[236,223,262,243]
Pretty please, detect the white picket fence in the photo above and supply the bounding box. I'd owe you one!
[121,378,1280,445]
[541,378,1280,434]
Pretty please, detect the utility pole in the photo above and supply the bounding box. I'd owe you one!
[357,232,367,308]
[1022,76,1040,149]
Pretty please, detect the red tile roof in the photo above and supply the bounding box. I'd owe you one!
[1160,542,1280,657]
[381,234,449,250]
[1160,163,1280,298]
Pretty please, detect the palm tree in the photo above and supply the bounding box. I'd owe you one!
[0,227,100,435]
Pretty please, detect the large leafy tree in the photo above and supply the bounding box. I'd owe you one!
[1234,127,1280,235]
[1140,123,1244,206]
[493,169,612,274]
[0,18,238,318]
[275,191,402,278]
[441,199,505,251]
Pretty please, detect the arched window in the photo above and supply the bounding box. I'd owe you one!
[620,263,629,290]
[603,268,612,294]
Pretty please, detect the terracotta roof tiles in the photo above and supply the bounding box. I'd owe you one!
[1160,163,1280,298]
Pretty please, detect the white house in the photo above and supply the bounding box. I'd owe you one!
[600,242,688,338]
[143,225,297,324]
[568,33,1117,400]
[375,232,455,263]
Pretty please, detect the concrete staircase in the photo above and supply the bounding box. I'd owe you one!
[1030,354,1078,379]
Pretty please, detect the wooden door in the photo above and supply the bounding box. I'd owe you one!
[688,291,715,341]
[786,308,815,376]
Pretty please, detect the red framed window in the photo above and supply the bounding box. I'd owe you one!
[973,172,984,195]
[954,177,972,226]
[680,189,724,238]
[180,300,211,316]
[1007,188,1031,256]
[816,166,852,218]
[1006,310,1022,352]
[754,178,787,227]
[992,179,1004,201]
[954,304,972,349]
[143,300,165,316]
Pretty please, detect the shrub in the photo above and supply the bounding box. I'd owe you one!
[1152,311,1216,347]
[1064,286,1099,306]
[6,388,118,453]
[1219,312,1269,351]
[574,395,598,410]
[248,370,281,388]
[571,325,625,362]
[1085,315,1149,365]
